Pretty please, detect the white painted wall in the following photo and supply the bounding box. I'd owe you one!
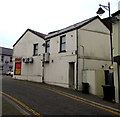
[95,70,105,96]
[44,30,77,88]
[113,15,119,56]
[13,31,45,57]
[112,14,120,103]
[13,18,112,99]
[78,58,110,90]
[13,31,45,82]
[77,18,111,90]
[79,19,110,59]
[113,63,119,103]
[83,70,105,96]
[44,18,111,91]
[83,70,96,94]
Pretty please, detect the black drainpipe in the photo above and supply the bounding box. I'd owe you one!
[76,28,78,90]
[117,64,120,103]
[42,60,44,83]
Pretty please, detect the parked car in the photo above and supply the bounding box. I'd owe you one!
[6,70,13,77]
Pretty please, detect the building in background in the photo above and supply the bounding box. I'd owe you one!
[0,47,13,74]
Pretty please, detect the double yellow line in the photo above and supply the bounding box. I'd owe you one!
[0,91,42,117]
[35,85,120,116]
[1,84,120,116]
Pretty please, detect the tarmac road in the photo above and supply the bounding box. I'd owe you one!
[2,76,120,116]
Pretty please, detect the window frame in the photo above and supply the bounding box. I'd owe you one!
[33,43,38,56]
[60,35,66,52]
[45,40,50,53]
[10,56,12,62]
[1,56,4,62]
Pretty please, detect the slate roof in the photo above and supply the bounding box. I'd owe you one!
[28,29,46,38]
[101,10,120,30]
[102,17,110,30]
[13,29,46,47]
[13,16,108,46]
[0,47,13,56]
[112,10,120,17]
[45,16,105,39]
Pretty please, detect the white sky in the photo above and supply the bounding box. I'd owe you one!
[0,0,120,49]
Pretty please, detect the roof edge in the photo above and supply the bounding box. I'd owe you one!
[45,16,104,39]
[0,46,13,50]
[13,29,46,47]
[112,10,120,17]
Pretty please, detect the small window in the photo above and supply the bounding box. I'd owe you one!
[10,56,12,62]
[45,40,50,53]
[1,56,4,62]
[60,35,66,52]
[33,44,38,56]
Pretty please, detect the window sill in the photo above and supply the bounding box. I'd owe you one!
[33,54,38,56]
[58,50,66,53]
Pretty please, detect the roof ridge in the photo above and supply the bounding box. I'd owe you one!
[112,10,120,16]
[28,28,46,38]
[13,29,46,47]
[45,16,99,39]
[48,16,97,34]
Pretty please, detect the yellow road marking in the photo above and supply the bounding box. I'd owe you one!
[10,80,120,116]
[38,86,120,116]
[0,91,42,117]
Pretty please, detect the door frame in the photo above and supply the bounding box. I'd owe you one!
[69,62,75,89]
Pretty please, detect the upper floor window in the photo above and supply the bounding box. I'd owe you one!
[45,40,50,53]
[10,56,12,62]
[33,43,38,56]
[60,35,66,52]
[1,56,4,62]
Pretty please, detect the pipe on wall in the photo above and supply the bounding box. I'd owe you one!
[76,29,79,90]
[80,45,85,83]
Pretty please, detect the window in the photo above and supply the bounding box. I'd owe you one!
[9,66,12,71]
[10,56,12,62]
[45,40,50,53]
[60,35,66,52]
[2,66,3,70]
[1,56,4,62]
[33,44,38,56]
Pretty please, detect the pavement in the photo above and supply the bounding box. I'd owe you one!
[2,79,120,116]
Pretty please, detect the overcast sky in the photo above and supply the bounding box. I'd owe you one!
[0,0,120,49]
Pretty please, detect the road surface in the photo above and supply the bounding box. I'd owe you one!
[2,76,120,116]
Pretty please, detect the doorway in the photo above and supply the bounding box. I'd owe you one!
[69,62,75,89]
